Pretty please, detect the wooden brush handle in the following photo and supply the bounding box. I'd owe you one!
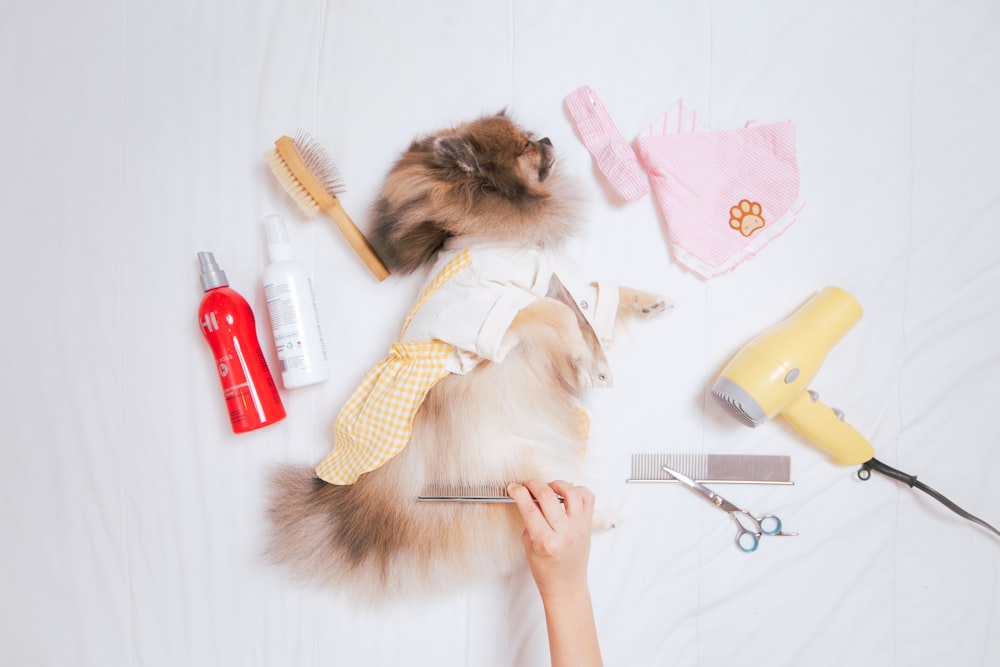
[322,199,390,281]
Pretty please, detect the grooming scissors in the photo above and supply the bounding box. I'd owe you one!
[661,466,797,552]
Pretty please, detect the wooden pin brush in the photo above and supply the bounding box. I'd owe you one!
[266,131,390,281]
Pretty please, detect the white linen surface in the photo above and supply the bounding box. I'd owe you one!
[2,1,998,665]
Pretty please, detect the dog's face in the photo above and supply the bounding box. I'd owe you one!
[372,112,579,273]
[422,113,555,195]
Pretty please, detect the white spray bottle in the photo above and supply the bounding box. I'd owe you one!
[262,214,329,388]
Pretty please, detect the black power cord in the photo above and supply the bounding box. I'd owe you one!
[858,457,1000,539]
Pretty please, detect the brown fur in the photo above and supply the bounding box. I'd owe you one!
[265,112,668,604]
[370,111,579,273]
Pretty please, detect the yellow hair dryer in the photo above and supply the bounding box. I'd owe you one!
[711,286,875,465]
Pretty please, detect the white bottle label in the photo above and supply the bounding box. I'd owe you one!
[264,278,327,374]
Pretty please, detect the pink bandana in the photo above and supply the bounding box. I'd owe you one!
[566,86,802,279]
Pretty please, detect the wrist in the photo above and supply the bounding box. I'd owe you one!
[539,583,593,610]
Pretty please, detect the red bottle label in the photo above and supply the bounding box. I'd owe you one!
[199,287,286,433]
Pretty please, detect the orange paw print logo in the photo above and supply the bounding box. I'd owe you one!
[729,199,765,237]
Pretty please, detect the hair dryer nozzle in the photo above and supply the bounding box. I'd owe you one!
[712,376,766,427]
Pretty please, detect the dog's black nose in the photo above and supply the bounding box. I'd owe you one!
[539,137,552,146]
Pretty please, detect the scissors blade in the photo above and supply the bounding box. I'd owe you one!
[662,466,742,513]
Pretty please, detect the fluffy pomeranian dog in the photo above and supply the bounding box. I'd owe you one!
[266,111,668,604]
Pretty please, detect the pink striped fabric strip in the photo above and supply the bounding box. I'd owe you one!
[565,86,649,202]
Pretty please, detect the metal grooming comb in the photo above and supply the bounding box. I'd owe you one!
[627,453,793,485]
[417,481,564,503]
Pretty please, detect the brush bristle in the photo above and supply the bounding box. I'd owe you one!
[265,150,322,217]
[292,130,345,197]
[265,130,346,219]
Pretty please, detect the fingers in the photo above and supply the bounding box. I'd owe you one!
[508,480,594,528]
[525,479,568,525]
[507,482,554,538]
[547,480,595,521]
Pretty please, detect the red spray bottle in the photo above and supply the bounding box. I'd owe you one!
[197,251,286,433]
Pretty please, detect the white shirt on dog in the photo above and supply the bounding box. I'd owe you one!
[403,237,618,375]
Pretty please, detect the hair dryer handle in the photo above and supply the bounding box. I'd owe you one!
[782,391,875,465]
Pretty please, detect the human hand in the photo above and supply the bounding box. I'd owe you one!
[507,479,595,599]
[508,480,603,667]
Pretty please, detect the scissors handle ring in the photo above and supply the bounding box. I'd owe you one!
[758,514,783,536]
[735,530,760,552]
[729,511,762,552]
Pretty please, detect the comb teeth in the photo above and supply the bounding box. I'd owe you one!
[292,129,345,197]
[418,481,513,502]
[627,453,792,484]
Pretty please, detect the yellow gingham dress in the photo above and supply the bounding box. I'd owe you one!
[315,249,473,485]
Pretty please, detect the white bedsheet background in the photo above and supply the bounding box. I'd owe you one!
[3,1,998,665]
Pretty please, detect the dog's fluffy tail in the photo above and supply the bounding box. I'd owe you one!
[264,461,526,604]
[264,465,344,582]
[265,464,417,601]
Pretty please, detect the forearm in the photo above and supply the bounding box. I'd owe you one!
[540,589,603,667]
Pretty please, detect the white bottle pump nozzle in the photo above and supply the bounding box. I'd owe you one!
[264,215,295,262]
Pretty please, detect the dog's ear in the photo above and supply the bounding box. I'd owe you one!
[432,136,479,177]
[371,198,450,274]
[377,219,449,274]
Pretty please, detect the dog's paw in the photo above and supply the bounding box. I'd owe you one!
[617,287,673,319]
[592,509,623,532]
